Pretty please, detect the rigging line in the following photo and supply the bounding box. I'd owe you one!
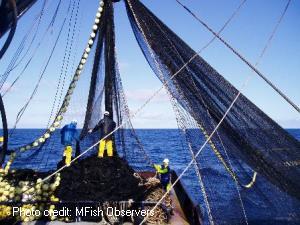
[7,0,104,154]
[55,0,80,115]
[0,0,52,79]
[215,0,292,189]
[41,0,74,169]
[45,0,77,128]
[175,0,300,114]
[0,0,48,87]
[1,0,63,97]
[0,0,17,60]
[9,10,69,137]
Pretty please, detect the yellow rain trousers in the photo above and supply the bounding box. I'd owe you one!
[98,139,113,158]
[166,183,171,192]
[63,146,72,166]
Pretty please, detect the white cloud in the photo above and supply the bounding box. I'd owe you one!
[126,88,170,103]
[1,82,18,94]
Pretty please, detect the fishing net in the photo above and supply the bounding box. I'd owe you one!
[3,0,151,173]
[79,0,152,171]
[125,0,300,223]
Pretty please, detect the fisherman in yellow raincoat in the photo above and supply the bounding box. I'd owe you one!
[60,120,79,166]
[154,158,172,191]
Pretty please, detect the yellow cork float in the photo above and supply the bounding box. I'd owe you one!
[0,171,61,222]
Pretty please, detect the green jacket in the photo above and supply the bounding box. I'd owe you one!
[154,164,169,174]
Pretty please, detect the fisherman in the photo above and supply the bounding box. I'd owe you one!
[60,119,78,166]
[154,158,172,191]
[89,111,116,158]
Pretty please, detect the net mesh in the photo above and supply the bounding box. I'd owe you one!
[125,0,300,223]
[6,0,152,172]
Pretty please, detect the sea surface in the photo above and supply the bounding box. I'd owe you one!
[5,129,300,224]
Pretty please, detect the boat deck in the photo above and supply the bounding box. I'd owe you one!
[169,189,190,225]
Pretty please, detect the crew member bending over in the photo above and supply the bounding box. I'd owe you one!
[89,111,116,158]
[154,158,172,191]
[60,120,78,166]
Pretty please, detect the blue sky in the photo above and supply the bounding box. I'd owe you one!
[0,0,299,128]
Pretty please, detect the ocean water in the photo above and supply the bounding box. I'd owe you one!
[5,129,300,224]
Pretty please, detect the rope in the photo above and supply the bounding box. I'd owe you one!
[55,0,80,118]
[41,0,75,170]
[0,0,48,90]
[1,0,62,97]
[240,0,292,189]
[45,0,76,128]
[175,0,300,114]
[0,0,53,81]
[8,5,69,137]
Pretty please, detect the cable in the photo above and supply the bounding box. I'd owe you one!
[9,8,69,137]
[0,0,48,89]
[1,0,62,97]
[45,0,76,128]
[175,0,299,114]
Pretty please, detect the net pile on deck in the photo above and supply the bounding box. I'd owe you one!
[56,156,145,201]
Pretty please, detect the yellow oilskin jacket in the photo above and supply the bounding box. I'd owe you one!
[154,164,169,174]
